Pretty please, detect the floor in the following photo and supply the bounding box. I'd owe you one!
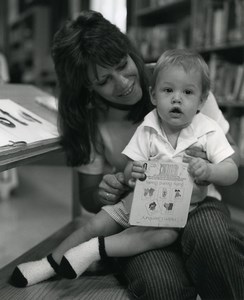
[0,165,243,270]
[0,164,72,268]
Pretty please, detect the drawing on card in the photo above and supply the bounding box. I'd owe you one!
[173,182,184,201]
[163,202,174,212]
[145,200,160,215]
[142,181,157,200]
[144,187,155,197]
[174,189,181,198]
[129,161,194,228]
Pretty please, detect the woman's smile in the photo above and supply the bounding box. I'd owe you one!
[118,82,134,97]
[88,55,142,106]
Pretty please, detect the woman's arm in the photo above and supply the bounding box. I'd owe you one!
[226,132,241,167]
[200,91,241,167]
[77,172,129,213]
[77,173,104,213]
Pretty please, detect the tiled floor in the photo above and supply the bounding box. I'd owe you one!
[0,165,72,268]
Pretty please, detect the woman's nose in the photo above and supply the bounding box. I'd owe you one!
[115,73,129,88]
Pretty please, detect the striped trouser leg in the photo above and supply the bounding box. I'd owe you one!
[116,242,197,300]
[181,197,244,300]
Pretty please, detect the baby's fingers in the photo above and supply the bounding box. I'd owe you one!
[131,171,146,181]
[132,165,144,174]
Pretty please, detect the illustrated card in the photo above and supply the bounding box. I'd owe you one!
[129,161,193,228]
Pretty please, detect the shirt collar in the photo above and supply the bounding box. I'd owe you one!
[142,109,215,138]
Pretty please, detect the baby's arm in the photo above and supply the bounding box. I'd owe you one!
[188,157,238,186]
[124,159,146,187]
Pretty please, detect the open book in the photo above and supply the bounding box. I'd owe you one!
[129,161,193,228]
[0,99,59,152]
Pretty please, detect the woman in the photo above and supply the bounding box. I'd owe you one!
[11,10,244,299]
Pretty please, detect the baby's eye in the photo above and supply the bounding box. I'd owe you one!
[184,89,193,95]
[163,88,173,93]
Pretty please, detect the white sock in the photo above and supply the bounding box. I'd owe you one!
[60,237,100,279]
[11,257,56,287]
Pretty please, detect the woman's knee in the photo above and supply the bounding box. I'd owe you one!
[128,268,194,300]
[119,249,196,300]
[183,206,236,253]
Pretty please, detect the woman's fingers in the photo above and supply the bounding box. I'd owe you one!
[98,173,129,205]
[100,174,125,194]
[185,146,207,160]
[99,190,119,205]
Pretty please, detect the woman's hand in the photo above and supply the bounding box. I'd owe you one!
[184,146,208,160]
[98,172,129,205]
[183,146,210,186]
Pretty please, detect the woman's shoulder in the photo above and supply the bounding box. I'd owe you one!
[201,91,229,134]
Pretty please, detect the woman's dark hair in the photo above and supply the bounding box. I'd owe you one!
[51,10,151,166]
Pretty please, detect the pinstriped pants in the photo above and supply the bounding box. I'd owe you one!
[116,197,244,300]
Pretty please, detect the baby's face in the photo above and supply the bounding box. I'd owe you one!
[150,65,204,131]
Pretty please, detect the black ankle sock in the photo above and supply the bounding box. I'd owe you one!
[59,256,77,279]
[9,267,28,287]
[47,254,60,274]
[98,236,110,262]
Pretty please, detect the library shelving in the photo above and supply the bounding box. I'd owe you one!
[128,0,244,164]
[8,5,51,86]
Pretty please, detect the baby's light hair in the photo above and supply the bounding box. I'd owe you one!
[151,49,210,100]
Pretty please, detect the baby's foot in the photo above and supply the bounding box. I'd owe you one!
[59,237,101,279]
[10,254,58,287]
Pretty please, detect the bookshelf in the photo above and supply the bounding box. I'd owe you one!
[8,5,51,87]
[128,0,244,163]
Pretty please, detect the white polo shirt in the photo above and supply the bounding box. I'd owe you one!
[122,109,234,204]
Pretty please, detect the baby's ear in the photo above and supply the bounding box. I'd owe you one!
[149,86,157,106]
[202,90,210,102]
[198,91,209,113]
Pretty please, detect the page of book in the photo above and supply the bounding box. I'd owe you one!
[0,99,59,149]
[129,161,193,228]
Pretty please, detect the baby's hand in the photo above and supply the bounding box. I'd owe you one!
[187,157,211,182]
[128,161,147,187]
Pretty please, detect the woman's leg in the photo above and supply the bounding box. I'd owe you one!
[116,242,197,300]
[181,197,244,300]
[10,210,122,287]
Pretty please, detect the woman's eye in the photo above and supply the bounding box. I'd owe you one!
[97,78,108,86]
[117,60,128,70]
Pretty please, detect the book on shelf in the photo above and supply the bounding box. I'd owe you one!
[208,53,244,103]
[227,115,244,160]
[129,161,193,228]
[231,64,244,101]
[0,99,60,154]
[238,116,244,159]
[192,0,244,47]
[128,21,190,62]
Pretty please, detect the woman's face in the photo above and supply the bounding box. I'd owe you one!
[88,55,142,105]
